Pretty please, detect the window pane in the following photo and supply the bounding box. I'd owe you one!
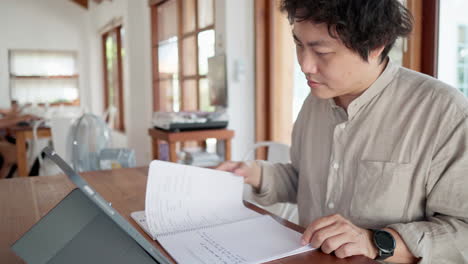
[159,79,175,111]
[388,38,404,66]
[197,0,214,29]
[386,0,406,66]
[182,0,196,34]
[459,25,466,44]
[105,32,118,109]
[292,58,309,122]
[173,77,181,112]
[182,80,198,111]
[11,78,79,104]
[9,50,79,104]
[458,45,468,64]
[157,0,178,42]
[183,36,197,76]
[458,66,465,86]
[9,50,77,76]
[198,29,215,75]
[199,78,215,112]
[438,1,468,96]
[158,38,179,79]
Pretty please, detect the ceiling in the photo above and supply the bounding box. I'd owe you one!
[70,0,108,9]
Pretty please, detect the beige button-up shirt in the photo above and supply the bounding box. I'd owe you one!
[253,60,468,263]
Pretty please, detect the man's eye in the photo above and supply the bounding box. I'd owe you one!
[316,51,329,56]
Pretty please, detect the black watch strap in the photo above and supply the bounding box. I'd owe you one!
[376,250,393,260]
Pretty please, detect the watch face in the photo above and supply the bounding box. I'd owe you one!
[375,231,396,252]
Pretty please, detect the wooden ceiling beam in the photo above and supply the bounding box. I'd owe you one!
[70,0,88,9]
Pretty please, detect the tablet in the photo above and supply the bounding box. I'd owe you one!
[11,146,171,264]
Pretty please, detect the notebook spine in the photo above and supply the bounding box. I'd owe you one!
[155,215,262,238]
[156,225,214,238]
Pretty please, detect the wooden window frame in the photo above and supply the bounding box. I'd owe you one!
[102,25,125,132]
[149,0,215,112]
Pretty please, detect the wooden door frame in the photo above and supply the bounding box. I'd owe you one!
[403,0,439,77]
[255,0,294,159]
[254,0,272,151]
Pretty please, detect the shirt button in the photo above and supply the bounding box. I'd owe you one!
[328,202,335,209]
[333,163,339,170]
[340,123,346,129]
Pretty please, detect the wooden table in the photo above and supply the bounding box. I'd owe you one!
[8,126,52,177]
[0,168,377,264]
[148,128,235,162]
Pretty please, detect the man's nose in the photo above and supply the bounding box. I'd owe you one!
[299,53,318,75]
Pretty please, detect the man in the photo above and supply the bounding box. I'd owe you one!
[218,0,468,263]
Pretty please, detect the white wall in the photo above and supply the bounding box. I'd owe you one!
[85,0,156,166]
[123,0,153,165]
[0,0,89,108]
[221,0,255,160]
[85,0,131,156]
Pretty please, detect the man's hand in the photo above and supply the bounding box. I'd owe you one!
[302,214,378,259]
[216,161,262,189]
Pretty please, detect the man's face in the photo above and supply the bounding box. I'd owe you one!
[293,21,380,100]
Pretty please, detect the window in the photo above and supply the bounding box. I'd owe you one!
[438,1,468,96]
[102,25,125,131]
[151,0,215,112]
[456,25,468,96]
[9,50,79,105]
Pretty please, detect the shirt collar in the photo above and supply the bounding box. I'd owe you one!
[328,58,400,119]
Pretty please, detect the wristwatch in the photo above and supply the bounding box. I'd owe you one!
[371,229,396,260]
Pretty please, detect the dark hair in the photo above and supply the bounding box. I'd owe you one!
[281,0,413,63]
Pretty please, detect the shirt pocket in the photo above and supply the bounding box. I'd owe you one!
[350,160,413,226]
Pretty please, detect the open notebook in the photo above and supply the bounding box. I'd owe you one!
[131,161,314,264]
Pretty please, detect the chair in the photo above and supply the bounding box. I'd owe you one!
[69,113,111,172]
[30,106,86,176]
[49,116,79,165]
[32,119,62,176]
[242,141,299,224]
[69,113,136,172]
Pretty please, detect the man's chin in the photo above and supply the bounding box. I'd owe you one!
[311,89,334,100]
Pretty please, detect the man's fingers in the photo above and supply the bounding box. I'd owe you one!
[334,242,362,259]
[233,162,253,177]
[216,161,243,172]
[309,222,348,248]
[302,214,343,245]
[320,232,355,254]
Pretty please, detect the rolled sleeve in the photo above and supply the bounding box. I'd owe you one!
[389,114,468,263]
[388,216,468,263]
[251,161,299,206]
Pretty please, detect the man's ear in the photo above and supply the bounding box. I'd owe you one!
[369,46,386,61]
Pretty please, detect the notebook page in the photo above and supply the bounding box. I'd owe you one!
[158,215,315,264]
[130,211,155,240]
[145,161,260,237]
